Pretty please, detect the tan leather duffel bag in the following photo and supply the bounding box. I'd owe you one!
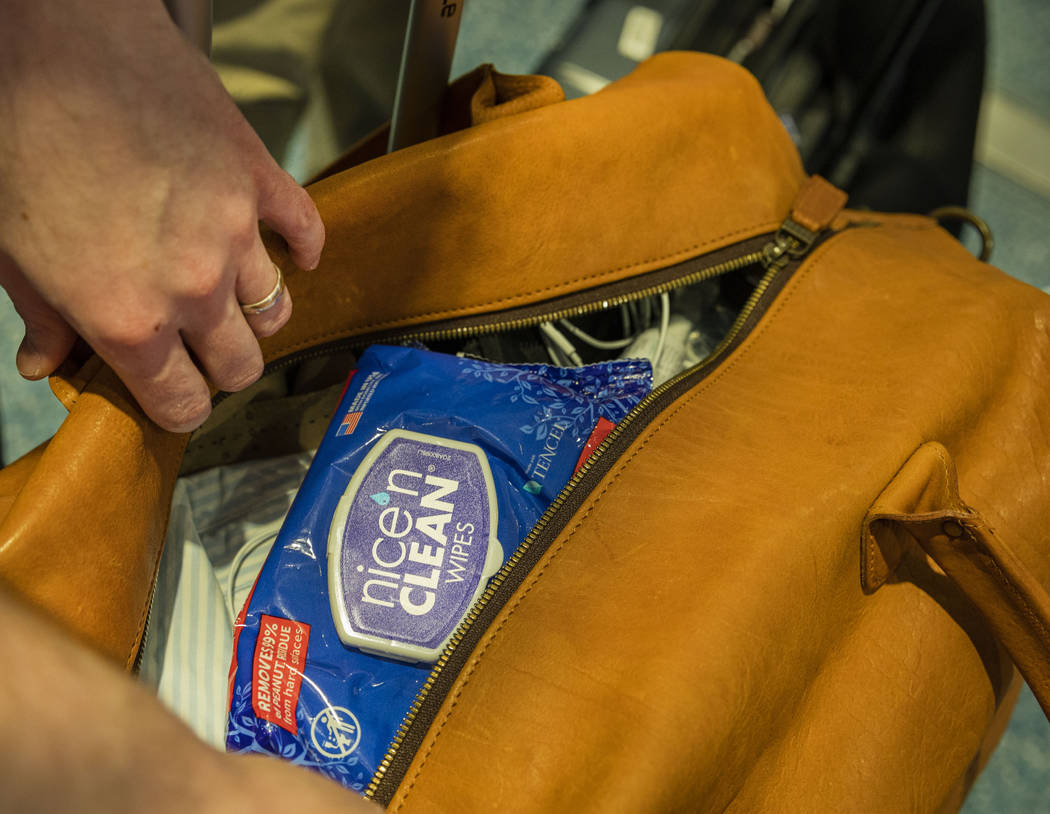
[2,53,1049,812]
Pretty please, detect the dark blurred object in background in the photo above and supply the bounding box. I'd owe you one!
[541,0,986,214]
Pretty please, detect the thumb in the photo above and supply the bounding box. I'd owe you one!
[0,256,78,380]
[16,302,77,380]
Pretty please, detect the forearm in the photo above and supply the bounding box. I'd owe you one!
[0,584,376,813]
[0,0,179,78]
[0,584,226,812]
[0,0,208,177]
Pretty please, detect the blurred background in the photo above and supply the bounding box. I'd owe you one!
[0,0,1046,808]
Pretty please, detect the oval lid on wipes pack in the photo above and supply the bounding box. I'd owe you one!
[328,429,504,662]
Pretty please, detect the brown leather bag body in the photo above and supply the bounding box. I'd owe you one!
[2,53,1049,812]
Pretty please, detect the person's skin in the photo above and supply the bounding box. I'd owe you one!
[0,3,367,804]
[0,0,324,433]
[0,585,380,813]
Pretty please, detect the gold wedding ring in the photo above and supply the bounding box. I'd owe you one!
[240,263,285,315]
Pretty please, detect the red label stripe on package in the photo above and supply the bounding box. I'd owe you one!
[574,417,617,474]
[252,614,310,735]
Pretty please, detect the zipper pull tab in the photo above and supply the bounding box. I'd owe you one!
[761,217,817,271]
[762,175,848,271]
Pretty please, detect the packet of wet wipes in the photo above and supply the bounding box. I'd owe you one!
[225,345,651,791]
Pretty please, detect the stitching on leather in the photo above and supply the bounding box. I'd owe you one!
[860,437,971,592]
[394,392,673,809]
[270,221,783,360]
[930,443,957,508]
[125,433,191,669]
[863,509,885,590]
[859,444,925,591]
[394,222,860,807]
[859,443,925,591]
[960,523,1050,647]
[865,524,874,587]
[125,535,164,669]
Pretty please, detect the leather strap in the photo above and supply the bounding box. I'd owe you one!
[864,442,1050,721]
[790,174,848,233]
[907,513,1050,720]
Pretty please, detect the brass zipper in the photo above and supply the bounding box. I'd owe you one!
[211,235,774,404]
[131,586,156,674]
[390,249,765,346]
[363,228,821,803]
[194,222,827,799]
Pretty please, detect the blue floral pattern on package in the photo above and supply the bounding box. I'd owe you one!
[226,345,651,791]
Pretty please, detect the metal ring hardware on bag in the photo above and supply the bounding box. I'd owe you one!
[240,263,285,315]
[928,206,995,262]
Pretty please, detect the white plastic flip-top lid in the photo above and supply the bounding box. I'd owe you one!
[328,429,504,662]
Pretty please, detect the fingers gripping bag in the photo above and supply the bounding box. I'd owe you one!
[225,344,652,791]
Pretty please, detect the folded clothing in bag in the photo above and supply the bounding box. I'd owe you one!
[225,344,651,790]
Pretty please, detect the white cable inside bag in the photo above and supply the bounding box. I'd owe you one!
[225,521,284,616]
[539,322,584,366]
[654,292,670,369]
[558,319,635,350]
[541,292,672,371]
[618,292,699,386]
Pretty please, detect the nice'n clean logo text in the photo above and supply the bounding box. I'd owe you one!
[356,467,477,618]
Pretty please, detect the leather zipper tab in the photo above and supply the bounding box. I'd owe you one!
[762,175,848,271]
[790,174,849,233]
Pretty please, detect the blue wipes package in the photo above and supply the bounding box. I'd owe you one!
[225,344,651,791]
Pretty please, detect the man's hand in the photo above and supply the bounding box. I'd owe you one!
[0,0,324,432]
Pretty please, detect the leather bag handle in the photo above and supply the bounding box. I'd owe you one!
[864,442,1050,720]
[907,513,1050,719]
[305,63,563,184]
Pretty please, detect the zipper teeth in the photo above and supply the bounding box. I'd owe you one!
[194,246,766,682]
[363,257,778,800]
[219,250,763,407]
[131,589,156,674]
[400,252,763,346]
[364,402,644,797]
[405,253,760,344]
